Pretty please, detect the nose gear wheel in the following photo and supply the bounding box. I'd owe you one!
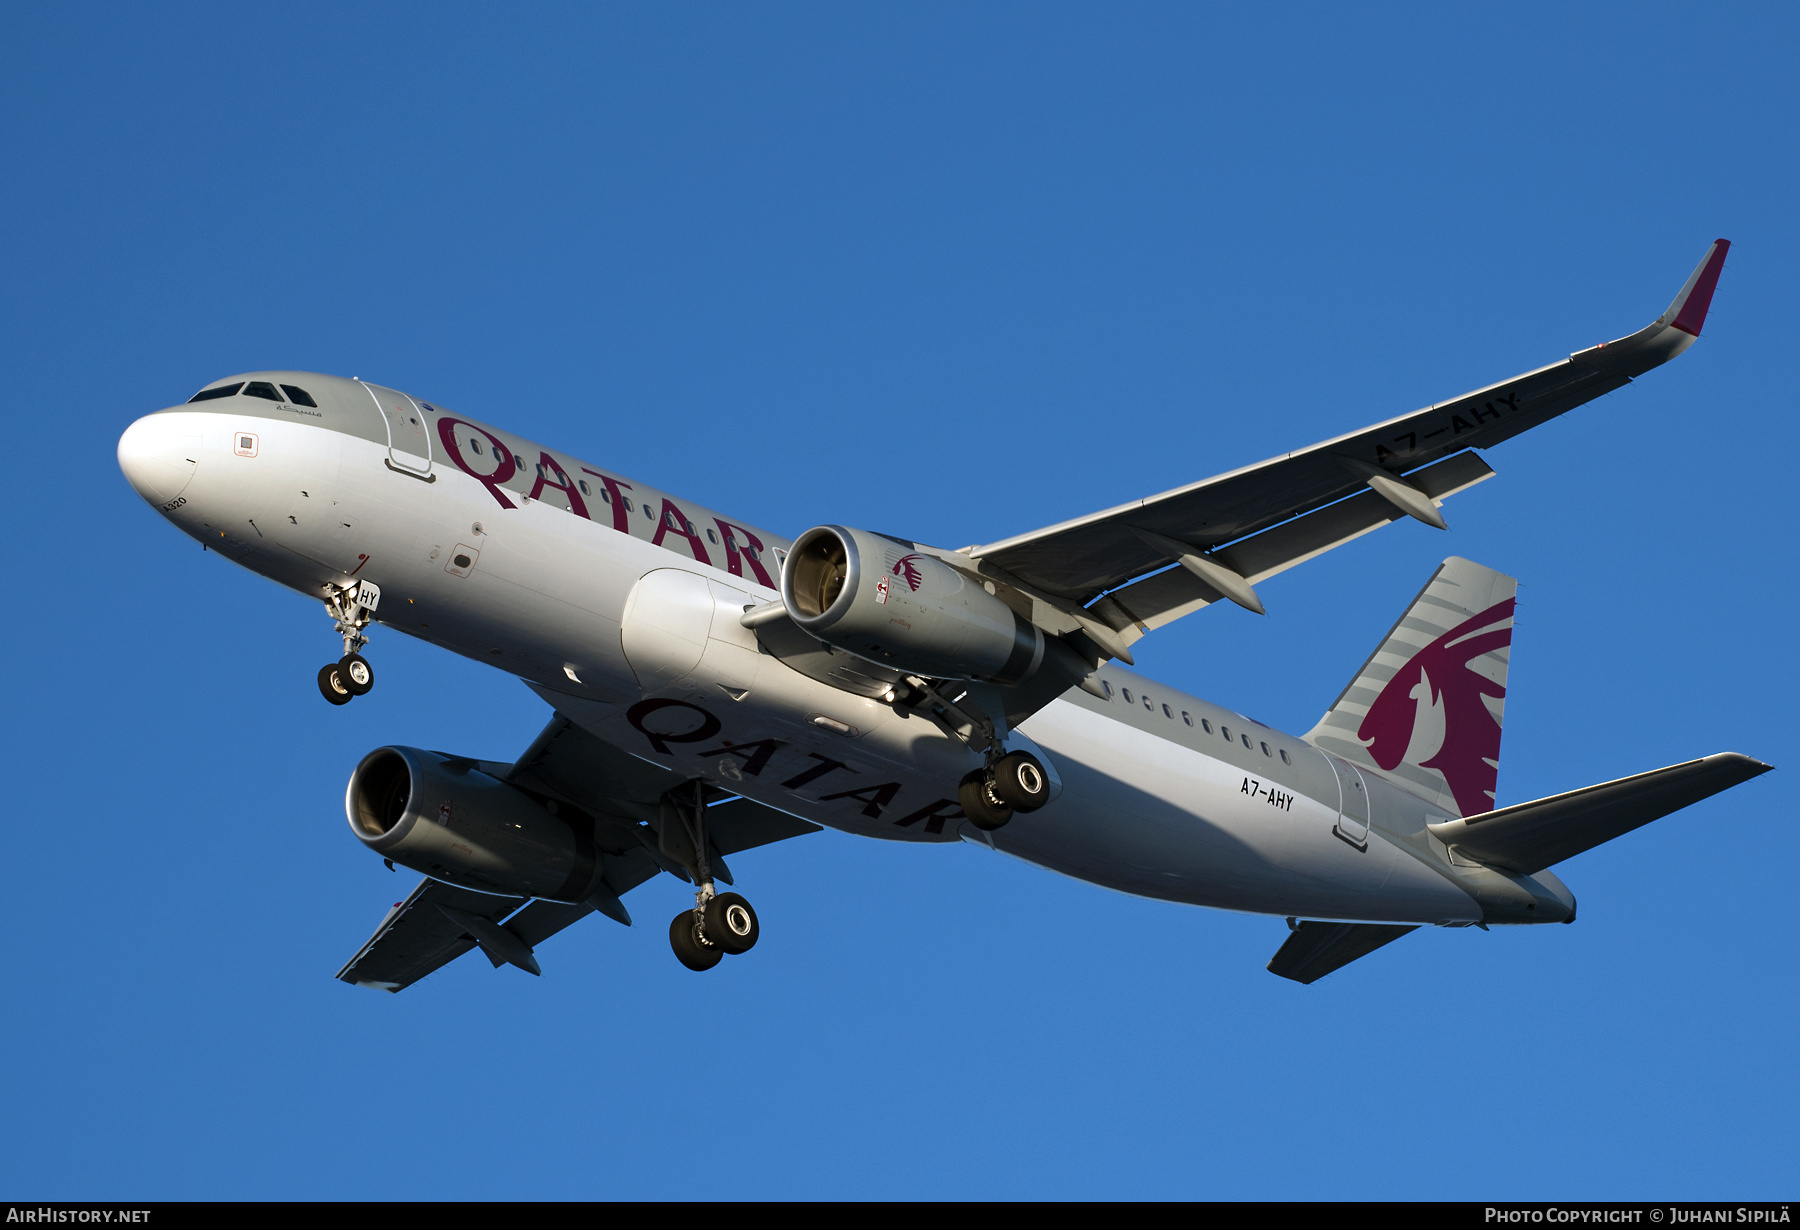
[339,652,375,696]
[317,663,353,706]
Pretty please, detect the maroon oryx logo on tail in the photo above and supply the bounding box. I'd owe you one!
[1358,598,1514,816]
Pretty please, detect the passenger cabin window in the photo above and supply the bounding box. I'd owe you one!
[1163,703,1174,718]
[280,385,317,407]
[1242,733,1252,749]
[1102,680,1114,699]
[1220,725,1231,740]
[578,480,592,496]
[643,503,656,520]
[469,438,484,455]
[243,381,282,402]
[1142,696,1153,711]
[1122,689,1134,705]
[1261,741,1272,756]
[622,497,633,512]
[1280,749,1292,765]
[706,528,719,544]
[1201,718,1212,733]
[188,382,244,402]
[1181,711,1193,726]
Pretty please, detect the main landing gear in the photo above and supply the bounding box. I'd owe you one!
[892,677,1052,832]
[316,580,380,706]
[958,749,1051,830]
[662,780,761,972]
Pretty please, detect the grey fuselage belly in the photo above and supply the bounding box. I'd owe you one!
[122,372,1569,928]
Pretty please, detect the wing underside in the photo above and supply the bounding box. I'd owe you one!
[336,713,820,992]
[967,241,1730,637]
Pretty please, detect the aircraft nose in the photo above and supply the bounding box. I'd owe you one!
[118,414,202,508]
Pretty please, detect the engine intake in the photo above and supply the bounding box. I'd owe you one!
[345,746,599,902]
[780,525,1044,684]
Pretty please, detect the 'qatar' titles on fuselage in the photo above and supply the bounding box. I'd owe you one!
[117,370,1569,927]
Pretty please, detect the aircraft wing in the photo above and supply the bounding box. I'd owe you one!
[968,241,1729,649]
[336,877,532,991]
[337,709,821,992]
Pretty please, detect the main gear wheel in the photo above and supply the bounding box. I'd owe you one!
[959,770,1013,830]
[669,910,723,971]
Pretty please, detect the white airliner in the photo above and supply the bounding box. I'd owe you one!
[118,240,1768,987]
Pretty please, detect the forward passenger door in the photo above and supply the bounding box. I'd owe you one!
[358,380,434,480]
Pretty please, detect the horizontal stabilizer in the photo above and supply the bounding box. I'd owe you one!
[1428,752,1772,875]
[1267,920,1419,984]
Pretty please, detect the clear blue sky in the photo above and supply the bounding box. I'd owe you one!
[2,2,1793,1200]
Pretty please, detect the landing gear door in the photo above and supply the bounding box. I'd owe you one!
[1329,756,1371,851]
[359,381,434,480]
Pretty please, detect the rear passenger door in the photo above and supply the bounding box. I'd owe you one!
[1328,756,1371,851]
[357,381,434,480]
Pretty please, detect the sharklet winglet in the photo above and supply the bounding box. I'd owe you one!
[1663,238,1730,337]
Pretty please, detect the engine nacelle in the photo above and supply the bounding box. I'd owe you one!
[345,746,599,902]
[781,525,1045,684]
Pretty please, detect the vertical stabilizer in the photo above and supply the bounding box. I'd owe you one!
[1304,557,1517,817]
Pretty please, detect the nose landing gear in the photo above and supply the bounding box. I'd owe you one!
[316,581,380,706]
[661,780,763,972]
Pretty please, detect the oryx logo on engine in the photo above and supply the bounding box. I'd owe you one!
[893,554,925,592]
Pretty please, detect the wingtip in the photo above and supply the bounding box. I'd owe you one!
[1711,751,1774,780]
[1665,238,1730,337]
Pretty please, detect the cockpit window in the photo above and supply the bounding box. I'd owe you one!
[243,381,282,402]
[188,383,244,402]
[280,384,318,407]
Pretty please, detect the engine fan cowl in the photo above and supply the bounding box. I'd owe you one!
[345,746,600,902]
[780,525,1044,684]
